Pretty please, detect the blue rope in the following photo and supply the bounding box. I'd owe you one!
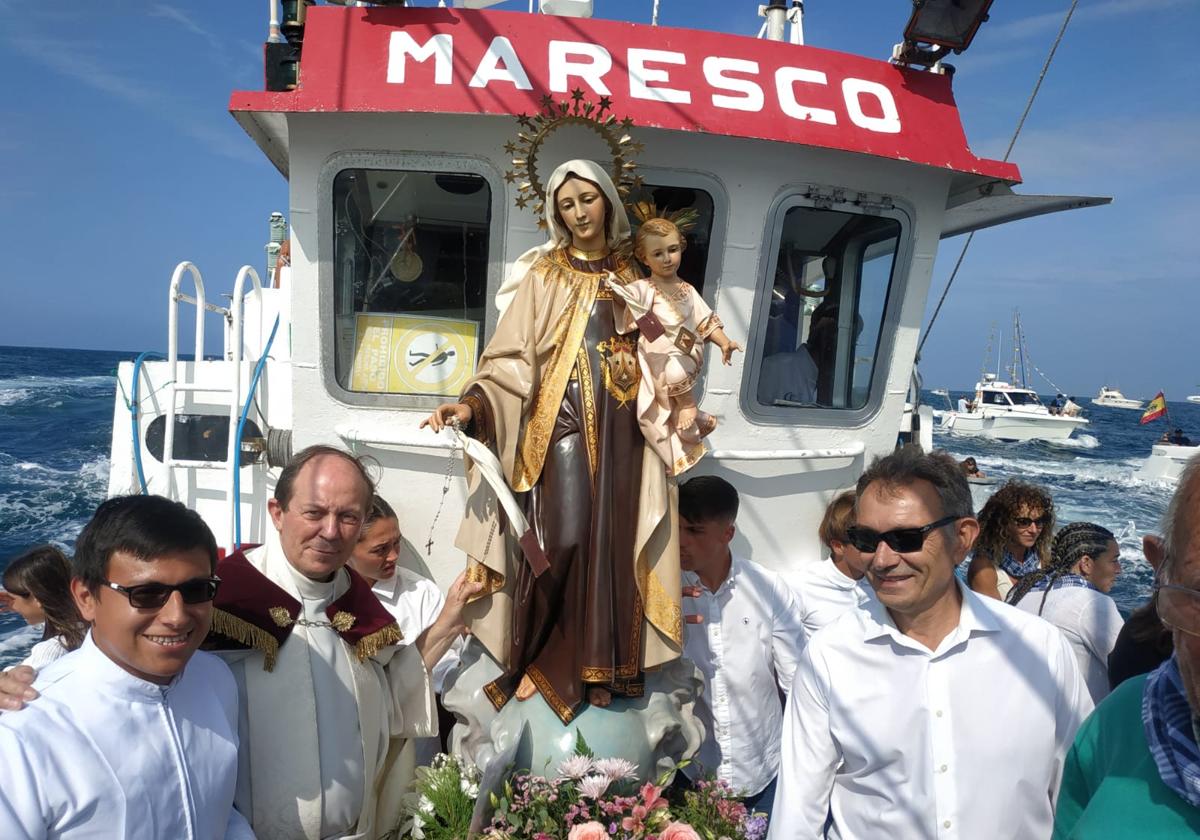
[130,351,165,494]
[233,316,281,548]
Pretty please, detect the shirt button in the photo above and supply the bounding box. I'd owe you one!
[935,710,944,717]
[940,764,948,773]
[943,820,951,828]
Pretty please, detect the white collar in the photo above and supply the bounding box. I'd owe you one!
[684,552,741,595]
[73,631,183,702]
[861,578,1002,656]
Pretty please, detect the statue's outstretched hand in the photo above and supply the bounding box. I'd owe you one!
[721,340,742,365]
[421,402,473,433]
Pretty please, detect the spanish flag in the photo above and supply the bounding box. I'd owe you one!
[1140,392,1167,424]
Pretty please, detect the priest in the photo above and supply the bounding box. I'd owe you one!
[199,445,476,840]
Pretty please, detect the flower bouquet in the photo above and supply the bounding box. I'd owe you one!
[395,743,767,840]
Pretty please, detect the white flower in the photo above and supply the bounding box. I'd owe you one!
[578,774,612,799]
[417,794,436,816]
[460,776,480,799]
[557,754,595,780]
[593,757,638,781]
[402,813,426,840]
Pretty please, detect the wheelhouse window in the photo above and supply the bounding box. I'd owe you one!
[1008,391,1041,406]
[983,391,1008,406]
[332,168,492,397]
[750,203,902,413]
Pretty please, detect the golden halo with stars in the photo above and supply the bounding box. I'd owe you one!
[504,89,645,229]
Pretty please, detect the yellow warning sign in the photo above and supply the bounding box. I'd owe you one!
[349,314,478,396]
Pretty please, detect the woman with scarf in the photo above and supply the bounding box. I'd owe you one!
[1009,522,1125,703]
[967,480,1055,601]
[1053,461,1200,837]
[422,160,682,725]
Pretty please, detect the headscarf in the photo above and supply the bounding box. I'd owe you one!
[495,159,632,315]
[1143,654,1200,808]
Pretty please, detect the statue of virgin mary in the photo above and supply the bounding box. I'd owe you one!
[423,159,683,724]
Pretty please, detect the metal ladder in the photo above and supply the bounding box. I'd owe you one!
[161,262,263,545]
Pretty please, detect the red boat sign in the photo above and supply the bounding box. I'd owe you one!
[232,7,1019,182]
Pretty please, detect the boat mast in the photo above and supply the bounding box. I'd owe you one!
[1010,310,1024,387]
[981,321,996,380]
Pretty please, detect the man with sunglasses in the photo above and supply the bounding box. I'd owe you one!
[0,494,252,838]
[769,447,1092,840]
[1055,456,1200,836]
[0,447,476,840]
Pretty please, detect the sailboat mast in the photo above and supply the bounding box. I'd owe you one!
[1011,311,1023,387]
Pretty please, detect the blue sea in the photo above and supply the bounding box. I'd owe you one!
[1,345,1195,667]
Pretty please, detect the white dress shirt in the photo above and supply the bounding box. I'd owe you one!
[372,567,461,693]
[769,579,1092,840]
[683,553,807,797]
[785,560,874,637]
[20,633,70,669]
[1014,585,1124,703]
[0,633,251,839]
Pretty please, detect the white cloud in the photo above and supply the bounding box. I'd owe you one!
[985,0,1192,42]
[5,35,258,164]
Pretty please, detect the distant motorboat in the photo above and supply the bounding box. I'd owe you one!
[939,374,1089,443]
[1091,386,1143,410]
[1189,395,1200,404]
[1137,442,1200,483]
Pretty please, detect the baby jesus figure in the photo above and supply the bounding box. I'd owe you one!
[609,210,741,476]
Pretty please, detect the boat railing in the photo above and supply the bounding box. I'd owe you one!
[163,263,264,544]
[336,424,866,463]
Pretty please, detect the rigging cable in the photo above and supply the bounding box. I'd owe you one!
[916,0,1080,361]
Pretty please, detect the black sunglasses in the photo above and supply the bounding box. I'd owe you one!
[845,515,961,554]
[102,576,221,609]
[1013,515,1051,528]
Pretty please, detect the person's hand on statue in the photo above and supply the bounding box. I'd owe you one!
[0,665,38,711]
[415,570,483,672]
[420,402,473,433]
[683,584,704,625]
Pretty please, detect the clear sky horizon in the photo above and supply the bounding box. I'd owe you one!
[2,0,1197,398]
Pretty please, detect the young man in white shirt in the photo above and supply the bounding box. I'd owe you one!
[769,447,1093,840]
[787,490,874,635]
[678,475,806,822]
[0,494,252,839]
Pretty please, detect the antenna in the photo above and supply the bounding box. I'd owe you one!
[981,321,996,379]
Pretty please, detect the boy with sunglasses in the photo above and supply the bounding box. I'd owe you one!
[769,447,1092,840]
[0,495,252,838]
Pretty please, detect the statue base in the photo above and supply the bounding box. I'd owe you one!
[442,638,705,825]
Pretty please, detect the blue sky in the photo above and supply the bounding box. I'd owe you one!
[1,0,1196,398]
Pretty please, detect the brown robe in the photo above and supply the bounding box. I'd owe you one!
[457,247,682,724]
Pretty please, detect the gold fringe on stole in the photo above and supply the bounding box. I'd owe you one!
[212,608,281,672]
[354,623,403,662]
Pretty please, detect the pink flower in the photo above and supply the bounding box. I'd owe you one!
[567,822,608,840]
[639,782,668,811]
[659,822,701,840]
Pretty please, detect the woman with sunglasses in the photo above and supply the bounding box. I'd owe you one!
[1008,522,1124,702]
[967,481,1055,601]
[1,545,86,669]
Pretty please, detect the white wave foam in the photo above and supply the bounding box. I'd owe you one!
[0,624,39,669]
[0,388,32,406]
[0,375,113,391]
[1044,434,1101,451]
